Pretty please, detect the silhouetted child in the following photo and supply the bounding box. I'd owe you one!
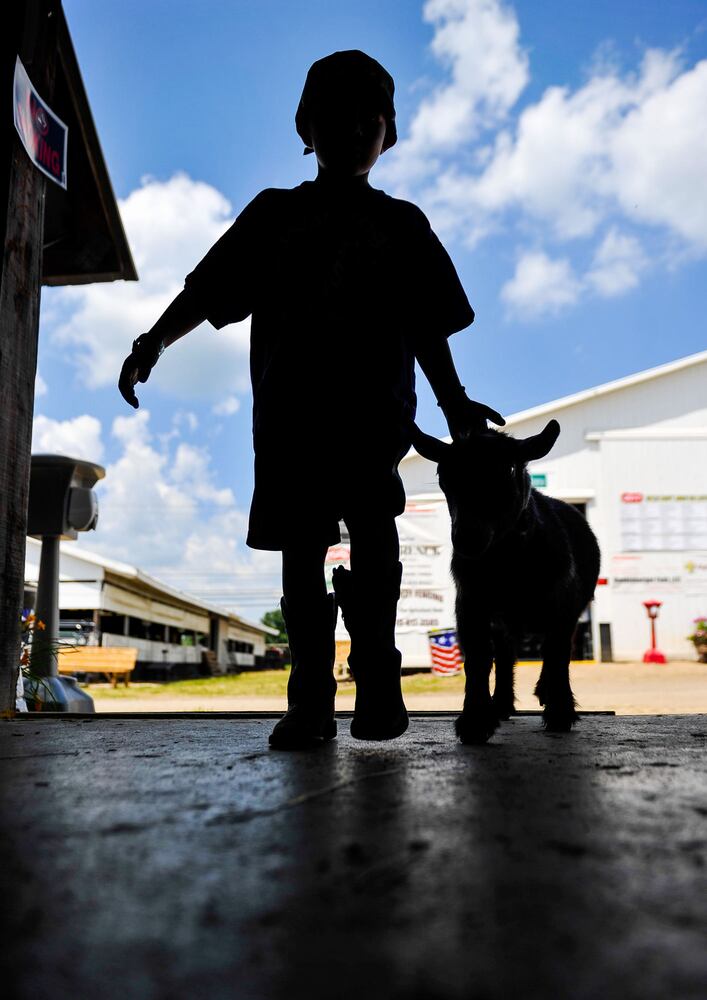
[119,50,504,749]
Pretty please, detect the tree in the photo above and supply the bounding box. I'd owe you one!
[261,607,288,645]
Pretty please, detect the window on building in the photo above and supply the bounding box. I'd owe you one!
[227,639,254,654]
[100,613,126,636]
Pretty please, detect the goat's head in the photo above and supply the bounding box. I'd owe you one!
[411,420,561,558]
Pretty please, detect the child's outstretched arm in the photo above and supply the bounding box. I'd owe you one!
[118,288,207,408]
[413,335,504,438]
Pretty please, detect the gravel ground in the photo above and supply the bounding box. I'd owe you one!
[89,659,707,715]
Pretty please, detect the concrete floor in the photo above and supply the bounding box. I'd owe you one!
[1,714,706,1000]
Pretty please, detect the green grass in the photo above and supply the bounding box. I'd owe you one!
[91,670,293,699]
[90,668,466,699]
[401,672,465,694]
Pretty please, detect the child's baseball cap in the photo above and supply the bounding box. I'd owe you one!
[295,50,398,155]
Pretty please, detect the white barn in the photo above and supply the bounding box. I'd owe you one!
[397,349,707,665]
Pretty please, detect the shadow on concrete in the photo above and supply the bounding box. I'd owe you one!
[1,715,706,999]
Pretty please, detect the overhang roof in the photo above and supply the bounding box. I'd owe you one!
[41,5,137,285]
[24,538,276,637]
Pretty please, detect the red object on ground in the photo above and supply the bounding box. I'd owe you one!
[642,600,667,664]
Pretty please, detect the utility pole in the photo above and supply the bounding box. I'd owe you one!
[0,1,60,714]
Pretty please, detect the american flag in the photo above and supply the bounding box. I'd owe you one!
[428,629,463,676]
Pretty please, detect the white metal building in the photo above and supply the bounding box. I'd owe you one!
[24,539,274,673]
[396,349,707,664]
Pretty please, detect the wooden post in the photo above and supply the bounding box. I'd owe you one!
[0,1,59,713]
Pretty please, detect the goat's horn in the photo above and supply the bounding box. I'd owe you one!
[410,423,452,464]
[518,419,561,461]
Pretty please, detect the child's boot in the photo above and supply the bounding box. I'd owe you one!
[332,562,408,741]
[269,593,338,750]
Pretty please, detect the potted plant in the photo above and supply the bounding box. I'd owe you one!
[17,613,65,713]
[687,616,707,663]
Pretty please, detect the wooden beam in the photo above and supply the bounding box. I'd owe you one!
[0,0,59,713]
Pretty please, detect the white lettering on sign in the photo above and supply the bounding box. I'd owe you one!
[13,57,68,189]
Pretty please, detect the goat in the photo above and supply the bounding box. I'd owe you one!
[412,419,600,744]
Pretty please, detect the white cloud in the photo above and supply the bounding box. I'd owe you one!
[35,372,48,398]
[32,414,104,461]
[503,227,649,318]
[171,442,234,506]
[173,410,199,432]
[423,48,689,244]
[384,2,707,314]
[379,0,528,189]
[212,395,241,416]
[91,410,227,567]
[586,228,646,297]
[501,251,581,318]
[609,60,707,248]
[48,173,251,402]
[56,409,279,616]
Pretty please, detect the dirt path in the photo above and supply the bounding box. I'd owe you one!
[92,660,707,714]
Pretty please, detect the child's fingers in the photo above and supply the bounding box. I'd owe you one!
[119,381,139,408]
[118,358,141,408]
[465,398,504,426]
[119,384,139,408]
[480,403,505,426]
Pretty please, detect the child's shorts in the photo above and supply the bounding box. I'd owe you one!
[246,438,408,551]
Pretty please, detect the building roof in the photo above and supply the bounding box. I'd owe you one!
[41,5,137,285]
[402,348,707,462]
[25,537,276,637]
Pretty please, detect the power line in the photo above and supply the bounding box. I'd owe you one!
[148,570,281,578]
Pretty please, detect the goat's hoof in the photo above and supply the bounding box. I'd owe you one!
[534,682,549,705]
[542,706,579,733]
[455,711,498,745]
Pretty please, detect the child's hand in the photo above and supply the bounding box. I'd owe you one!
[442,392,505,440]
[118,334,164,408]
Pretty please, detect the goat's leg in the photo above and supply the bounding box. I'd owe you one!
[491,626,516,721]
[535,629,578,732]
[455,609,497,744]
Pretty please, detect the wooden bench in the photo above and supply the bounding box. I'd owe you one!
[334,639,351,681]
[58,647,138,688]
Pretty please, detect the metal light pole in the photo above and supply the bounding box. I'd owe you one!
[642,600,667,664]
[26,455,105,710]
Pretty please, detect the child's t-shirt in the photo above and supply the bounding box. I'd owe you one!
[184,179,474,457]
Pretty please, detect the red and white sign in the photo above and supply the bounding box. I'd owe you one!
[13,57,68,189]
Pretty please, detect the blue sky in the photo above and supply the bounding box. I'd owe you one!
[33,0,707,615]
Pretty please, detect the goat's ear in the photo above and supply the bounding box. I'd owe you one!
[518,419,561,461]
[410,424,452,464]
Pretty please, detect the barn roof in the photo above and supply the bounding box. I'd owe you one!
[401,348,707,463]
[25,538,276,637]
